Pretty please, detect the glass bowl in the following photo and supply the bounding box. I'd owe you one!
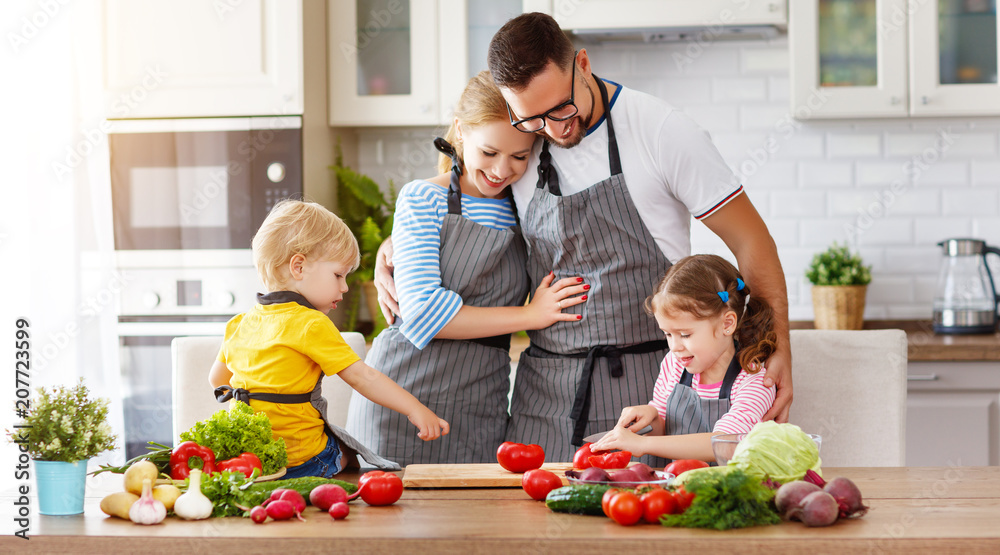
[711,433,822,466]
[566,470,674,487]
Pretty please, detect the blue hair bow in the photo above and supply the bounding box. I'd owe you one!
[737,278,745,291]
[717,291,729,302]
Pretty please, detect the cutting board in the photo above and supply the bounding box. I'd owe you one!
[402,462,575,488]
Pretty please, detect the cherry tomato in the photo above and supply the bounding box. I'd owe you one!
[588,450,632,469]
[607,491,643,526]
[521,469,563,501]
[672,486,696,513]
[573,443,595,470]
[663,459,709,478]
[601,488,622,518]
[496,442,545,473]
[358,471,403,506]
[640,488,677,523]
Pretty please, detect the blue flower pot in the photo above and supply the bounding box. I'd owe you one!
[34,459,89,516]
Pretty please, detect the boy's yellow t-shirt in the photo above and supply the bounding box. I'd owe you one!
[217,301,360,467]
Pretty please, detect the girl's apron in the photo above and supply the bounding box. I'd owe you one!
[508,77,673,463]
[662,353,742,464]
[215,291,400,471]
[344,139,530,466]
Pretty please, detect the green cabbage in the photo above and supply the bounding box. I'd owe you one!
[727,421,822,484]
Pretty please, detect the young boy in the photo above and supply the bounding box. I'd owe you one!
[209,200,448,478]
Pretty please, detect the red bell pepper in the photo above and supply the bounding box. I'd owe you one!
[169,441,217,480]
[588,450,632,469]
[217,452,264,478]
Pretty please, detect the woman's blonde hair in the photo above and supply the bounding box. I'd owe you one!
[252,199,359,291]
[437,70,510,174]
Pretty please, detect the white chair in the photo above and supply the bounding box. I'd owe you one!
[787,329,908,467]
[171,332,366,441]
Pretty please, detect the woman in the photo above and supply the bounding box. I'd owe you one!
[344,71,587,466]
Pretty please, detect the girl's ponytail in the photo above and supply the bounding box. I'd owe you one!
[736,291,778,373]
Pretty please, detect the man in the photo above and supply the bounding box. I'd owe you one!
[376,13,791,461]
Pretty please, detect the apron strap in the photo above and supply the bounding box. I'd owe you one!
[433,137,463,215]
[677,346,743,399]
[214,385,312,405]
[535,339,669,446]
[594,76,622,176]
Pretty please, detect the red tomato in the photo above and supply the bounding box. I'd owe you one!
[672,486,696,513]
[607,491,643,526]
[601,488,622,518]
[521,469,563,501]
[588,450,632,469]
[496,442,545,473]
[640,488,677,523]
[573,443,595,470]
[358,471,403,506]
[663,459,709,478]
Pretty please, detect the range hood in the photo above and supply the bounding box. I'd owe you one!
[549,0,787,43]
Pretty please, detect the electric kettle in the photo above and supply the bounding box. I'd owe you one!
[933,238,1000,334]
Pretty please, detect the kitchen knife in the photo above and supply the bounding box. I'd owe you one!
[582,424,653,444]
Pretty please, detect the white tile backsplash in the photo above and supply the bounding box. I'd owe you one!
[355,39,1000,321]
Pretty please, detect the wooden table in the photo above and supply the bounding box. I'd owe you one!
[2,467,999,553]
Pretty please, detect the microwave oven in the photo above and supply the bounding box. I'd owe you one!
[108,116,302,251]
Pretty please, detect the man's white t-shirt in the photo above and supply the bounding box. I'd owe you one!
[509,80,743,264]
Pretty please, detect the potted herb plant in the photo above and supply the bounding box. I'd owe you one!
[806,243,873,330]
[331,144,396,338]
[8,379,117,515]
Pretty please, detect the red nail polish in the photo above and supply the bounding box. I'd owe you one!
[576,314,582,320]
[577,277,584,282]
[582,295,588,301]
[583,284,591,291]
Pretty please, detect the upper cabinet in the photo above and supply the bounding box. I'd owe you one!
[328,0,542,126]
[791,0,1000,119]
[548,0,786,30]
[104,0,303,119]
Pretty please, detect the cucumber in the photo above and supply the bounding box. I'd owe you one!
[545,484,613,515]
[241,476,358,507]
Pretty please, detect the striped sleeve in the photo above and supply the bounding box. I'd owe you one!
[393,181,463,350]
[712,369,776,435]
[649,352,683,420]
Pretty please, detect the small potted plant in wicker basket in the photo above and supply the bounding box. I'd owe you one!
[806,243,872,330]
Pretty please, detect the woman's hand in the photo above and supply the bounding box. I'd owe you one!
[615,404,658,431]
[591,427,646,457]
[408,407,450,441]
[374,236,399,323]
[524,271,589,329]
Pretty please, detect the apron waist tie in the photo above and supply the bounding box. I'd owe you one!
[214,385,313,405]
[527,339,670,446]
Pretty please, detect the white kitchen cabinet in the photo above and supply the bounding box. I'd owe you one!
[547,0,786,31]
[906,361,1000,466]
[103,0,303,119]
[328,0,540,126]
[791,0,1000,119]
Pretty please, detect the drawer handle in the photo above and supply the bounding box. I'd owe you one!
[908,374,939,381]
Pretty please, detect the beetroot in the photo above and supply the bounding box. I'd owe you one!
[310,484,349,511]
[328,502,349,520]
[788,491,839,527]
[823,477,869,518]
[775,480,822,517]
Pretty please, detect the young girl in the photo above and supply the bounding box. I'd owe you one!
[345,71,588,466]
[591,254,777,462]
[209,200,448,478]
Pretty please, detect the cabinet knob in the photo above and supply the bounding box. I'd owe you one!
[890,96,902,105]
[421,103,432,113]
[921,96,930,105]
[142,292,161,309]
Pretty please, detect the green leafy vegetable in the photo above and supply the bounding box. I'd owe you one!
[661,468,780,530]
[179,403,287,475]
[728,421,822,484]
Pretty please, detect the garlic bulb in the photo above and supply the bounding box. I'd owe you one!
[174,468,214,520]
[129,478,167,525]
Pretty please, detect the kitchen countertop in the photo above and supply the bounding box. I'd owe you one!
[511,321,1000,363]
[3,467,998,553]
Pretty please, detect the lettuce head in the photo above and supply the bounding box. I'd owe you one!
[727,421,822,484]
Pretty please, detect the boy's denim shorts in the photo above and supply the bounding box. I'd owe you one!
[282,435,343,479]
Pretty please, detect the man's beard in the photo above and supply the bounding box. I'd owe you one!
[544,77,596,149]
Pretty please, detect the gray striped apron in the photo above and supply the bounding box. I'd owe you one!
[344,139,530,466]
[663,352,742,465]
[507,77,672,464]
[215,291,400,472]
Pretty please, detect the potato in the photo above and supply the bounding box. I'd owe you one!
[124,460,159,495]
[152,484,182,512]
[100,492,139,519]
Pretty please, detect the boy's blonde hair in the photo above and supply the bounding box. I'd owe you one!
[252,199,360,291]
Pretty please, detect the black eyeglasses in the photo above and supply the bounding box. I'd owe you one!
[506,53,579,133]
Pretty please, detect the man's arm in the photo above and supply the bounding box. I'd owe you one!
[701,193,792,422]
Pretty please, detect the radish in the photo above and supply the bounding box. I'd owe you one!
[250,505,268,524]
[265,499,296,521]
[328,502,349,520]
[823,477,869,518]
[788,491,839,527]
[310,484,348,511]
[775,480,822,518]
[269,489,306,514]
